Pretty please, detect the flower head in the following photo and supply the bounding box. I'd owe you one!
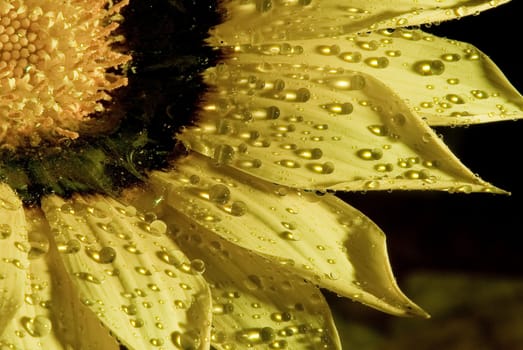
[0,0,521,349]
[0,0,130,148]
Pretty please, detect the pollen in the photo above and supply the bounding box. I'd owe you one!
[0,0,131,148]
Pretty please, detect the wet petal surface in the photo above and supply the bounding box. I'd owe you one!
[218,29,522,125]
[157,206,342,350]
[212,0,511,45]
[149,154,429,317]
[40,194,212,350]
[1,207,119,350]
[182,63,502,193]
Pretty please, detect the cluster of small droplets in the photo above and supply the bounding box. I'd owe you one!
[181,54,498,193]
[212,0,521,127]
[0,0,130,148]
[0,193,210,349]
[150,153,431,324]
[178,8,517,194]
[148,179,340,348]
[213,0,507,47]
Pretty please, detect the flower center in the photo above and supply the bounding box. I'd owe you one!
[0,0,222,204]
[0,0,130,148]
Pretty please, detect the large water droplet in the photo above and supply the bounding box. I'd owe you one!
[236,327,276,345]
[57,239,81,254]
[0,224,11,239]
[86,246,117,264]
[214,144,235,164]
[356,148,383,160]
[295,148,323,160]
[22,315,52,337]
[339,51,362,63]
[208,184,230,204]
[326,75,365,90]
[321,102,353,115]
[413,60,445,76]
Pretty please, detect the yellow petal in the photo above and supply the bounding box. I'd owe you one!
[182,63,502,193]
[223,29,522,125]
[158,207,342,350]
[1,208,119,350]
[40,194,212,350]
[0,184,27,335]
[149,154,429,317]
[212,0,511,45]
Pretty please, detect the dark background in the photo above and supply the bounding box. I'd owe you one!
[341,0,523,280]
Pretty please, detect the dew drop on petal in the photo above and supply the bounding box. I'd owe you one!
[307,162,335,174]
[413,60,445,76]
[356,148,383,161]
[339,51,362,63]
[171,330,201,349]
[190,259,206,274]
[236,327,276,345]
[0,224,12,239]
[57,239,81,254]
[86,246,117,264]
[208,184,231,204]
[326,75,365,90]
[276,159,300,168]
[364,57,389,68]
[367,125,389,136]
[214,144,235,164]
[321,102,353,115]
[441,53,461,62]
[445,94,465,104]
[295,148,323,160]
[316,44,340,55]
[471,89,489,99]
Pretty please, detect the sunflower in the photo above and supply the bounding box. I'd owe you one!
[0,0,521,349]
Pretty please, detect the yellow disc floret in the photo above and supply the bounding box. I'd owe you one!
[0,0,130,148]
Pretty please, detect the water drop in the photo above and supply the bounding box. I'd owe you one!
[356,148,383,160]
[0,224,12,239]
[471,90,488,99]
[321,102,353,115]
[307,162,335,174]
[357,40,379,51]
[367,125,389,136]
[171,330,201,349]
[57,239,81,254]
[135,266,152,276]
[271,312,292,322]
[316,44,340,55]
[227,201,247,216]
[326,75,365,90]
[364,57,389,68]
[236,327,275,345]
[413,60,445,76]
[445,94,465,104]
[22,315,52,337]
[339,51,362,63]
[149,338,164,347]
[441,53,461,62]
[214,144,235,164]
[276,159,300,168]
[280,231,300,241]
[130,318,144,328]
[208,184,230,204]
[295,148,322,160]
[386,50,401,57]
[190,259,206,274]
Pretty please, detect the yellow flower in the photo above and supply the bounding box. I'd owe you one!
[0,1,521,349]
[0,0,130,148]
